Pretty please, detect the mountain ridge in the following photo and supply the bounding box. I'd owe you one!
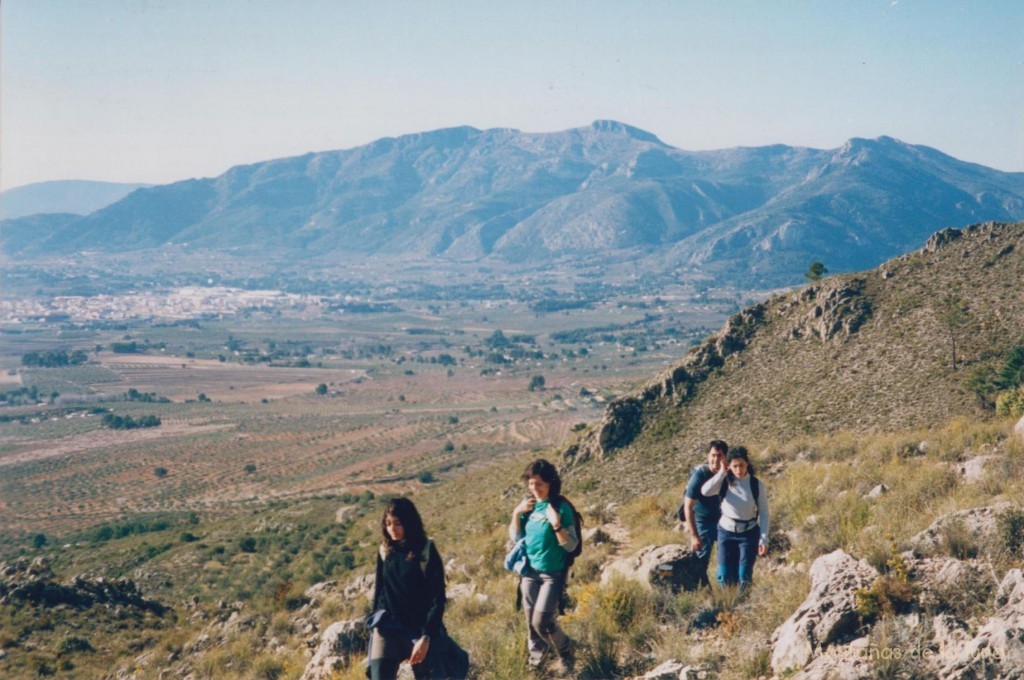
[6,123,1024,284]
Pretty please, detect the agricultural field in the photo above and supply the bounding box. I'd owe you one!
[0,267,748,543]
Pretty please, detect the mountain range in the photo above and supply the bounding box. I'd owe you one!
[0,180,150,220]
[5,122,1023,283]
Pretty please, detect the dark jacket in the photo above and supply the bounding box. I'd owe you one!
[372,540,446,639]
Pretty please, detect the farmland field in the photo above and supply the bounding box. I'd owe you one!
[0,264,750,542]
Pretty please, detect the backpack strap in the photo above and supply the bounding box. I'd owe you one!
[379,539,434,577]
[719,475,760,504]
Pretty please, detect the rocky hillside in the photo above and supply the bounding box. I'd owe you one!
[566,221,1024,493]
[7,123,1024,284]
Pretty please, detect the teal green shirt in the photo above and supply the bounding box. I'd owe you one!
[523,499,576,573]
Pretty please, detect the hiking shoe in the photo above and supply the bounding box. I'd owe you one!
[557,639,577,675]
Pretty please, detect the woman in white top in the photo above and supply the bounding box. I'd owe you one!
[700,446,769,589]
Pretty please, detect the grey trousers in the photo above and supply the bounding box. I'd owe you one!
[368,629,433,680]
[520,571,570,665]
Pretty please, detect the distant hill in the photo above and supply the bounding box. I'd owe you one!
[564,221,1024,495]
[9,124,1024,284]
[0,180,151,219]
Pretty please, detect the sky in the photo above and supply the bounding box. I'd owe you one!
[2,0,1022,191]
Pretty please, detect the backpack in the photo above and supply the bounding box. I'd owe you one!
[552,495,584,567]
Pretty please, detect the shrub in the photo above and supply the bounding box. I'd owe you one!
[57,635,94,654]
[239,537,258,553]
[854,554,917,622]
[153,467,168,478]
[995,386,1024,418]
[998,508,1024,559]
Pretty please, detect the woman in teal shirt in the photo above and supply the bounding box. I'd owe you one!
[508,459,578,670]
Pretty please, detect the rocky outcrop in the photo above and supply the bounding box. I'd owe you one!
[770,550,878,675]
[939,569,1024,678]
[564,304,767,464]
[1015,415,1024,440]
[785,278,872,342]
[907,504,1010,556]
[601,544,707,593]
[0,556,165,615]
[301,619,366,680]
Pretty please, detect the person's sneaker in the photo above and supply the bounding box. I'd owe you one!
[527,649,547,670]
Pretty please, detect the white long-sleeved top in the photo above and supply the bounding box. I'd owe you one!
[701,468,769,547]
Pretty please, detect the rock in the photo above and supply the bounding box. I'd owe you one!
[955,456,997,483]
[343,573,375,601]
[907,504,1010,556]
[787,636,871,679]
[641,659,687,679]
[447,582,476,600]
[304,581,339,605]
[640,660,715,679]
[601,544,707,592]
[864,484,888,499]
[908,557,996,613]
[300,619,365,680]
[1015,415,1024,440]
[939,569,1024,678]
[770,550,878,675]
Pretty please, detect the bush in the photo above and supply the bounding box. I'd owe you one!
[57,635,94,654]
[154,467,168,478]
[998,508,1024,559]
[995,386,1024,418]
[854,554,917,622]
[239,537,258,553]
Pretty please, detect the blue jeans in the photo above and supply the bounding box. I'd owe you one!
[694,517,719,587]
[716,524,760,588]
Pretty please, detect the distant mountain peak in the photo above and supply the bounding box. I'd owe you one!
[588,120,664,144]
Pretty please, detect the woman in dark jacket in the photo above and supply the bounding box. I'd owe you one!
[369,497,446,680]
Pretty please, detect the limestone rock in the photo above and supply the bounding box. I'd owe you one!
[770,550,878,675]
[907,504,1010,556]
[939,569,1024,678]
[955,455,997,483]
[787,636,871,679]
[301,619,365,680]
[601,544,707,593]
[641,659,687,679]
[908,557,996,613]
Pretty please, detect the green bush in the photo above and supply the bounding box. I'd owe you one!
[998,508,1024,559]
[995,386,1024,418]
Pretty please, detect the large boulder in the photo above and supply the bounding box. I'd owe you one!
[770,550,878,675]
[301,619,365,680]
[908,556,996,614]
[939,569,1024,679]
[601,544,707,592]
[907,504,1010,556]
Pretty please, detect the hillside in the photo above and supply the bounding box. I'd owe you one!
[9,124,1024,284]
[567,221,1024,495]
[1,222,1023,679]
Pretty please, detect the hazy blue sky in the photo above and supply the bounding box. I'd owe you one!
[2,0,1022,190]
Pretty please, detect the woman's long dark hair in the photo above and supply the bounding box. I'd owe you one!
[725,446,756,487]
[521,458,563,508]
[381,497,428,555]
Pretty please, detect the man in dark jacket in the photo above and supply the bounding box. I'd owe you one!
[678,440,727,587]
